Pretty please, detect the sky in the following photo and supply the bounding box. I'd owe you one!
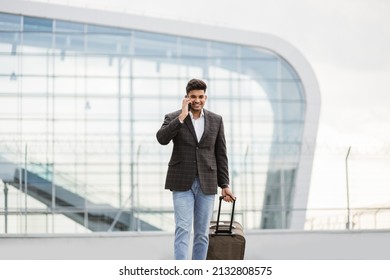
[29,0,390,214]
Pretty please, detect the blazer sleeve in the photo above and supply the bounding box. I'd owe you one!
[215,117,230,187]
[156,112,182,145]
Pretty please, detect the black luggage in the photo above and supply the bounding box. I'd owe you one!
[207,195,246,260]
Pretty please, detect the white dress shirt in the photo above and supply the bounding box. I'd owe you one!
[189,110,205,143]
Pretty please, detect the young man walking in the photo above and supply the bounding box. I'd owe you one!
[156,78,234,260]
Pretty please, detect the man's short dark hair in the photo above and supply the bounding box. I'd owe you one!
[186,79,207,94]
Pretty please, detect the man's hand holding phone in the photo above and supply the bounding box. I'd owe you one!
[179,96,191,122]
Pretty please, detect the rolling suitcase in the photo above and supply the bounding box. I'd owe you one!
[207,195,246,260]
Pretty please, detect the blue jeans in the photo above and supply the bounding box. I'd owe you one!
[172,177,215,260]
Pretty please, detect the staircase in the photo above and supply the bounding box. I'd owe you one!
[1,156,159,232]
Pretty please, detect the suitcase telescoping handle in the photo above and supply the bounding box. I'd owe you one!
[215,195,236,234]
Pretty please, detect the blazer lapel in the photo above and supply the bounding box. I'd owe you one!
[198,109,209,144]
[184,115,198,143]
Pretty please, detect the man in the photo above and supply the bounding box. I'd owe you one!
[156,78,235,260]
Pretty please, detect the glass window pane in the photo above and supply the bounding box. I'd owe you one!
[133,59,159,77]
[0,13,21,31]
[86,56,117,77]
[86,33,131,55]
[134,31,177,57]
[21,77,47,94]
[23,33,53,51]
[84,98,118,120]
[281,81,304,100]
[55,33,85,52]
[24,16,52,32]
[133,78,158,95]
[20,55,49,75]
[180,38,208,58]
[56,20,84,32]
[0,97,17,116]
[86,77,117,96]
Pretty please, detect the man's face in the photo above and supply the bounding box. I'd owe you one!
[187,90,207,112]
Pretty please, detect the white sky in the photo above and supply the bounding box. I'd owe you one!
[29,0,390,211]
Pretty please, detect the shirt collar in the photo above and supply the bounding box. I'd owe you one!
[189,109,205,119]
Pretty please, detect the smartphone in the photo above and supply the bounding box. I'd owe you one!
[185,95,191,111]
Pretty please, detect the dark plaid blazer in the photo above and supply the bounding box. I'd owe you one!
[156,109,229,194]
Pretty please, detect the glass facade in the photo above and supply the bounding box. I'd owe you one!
[0,12,305,233]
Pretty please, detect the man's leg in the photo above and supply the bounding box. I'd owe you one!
[192,178,215,260]
[172,188,195,260]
